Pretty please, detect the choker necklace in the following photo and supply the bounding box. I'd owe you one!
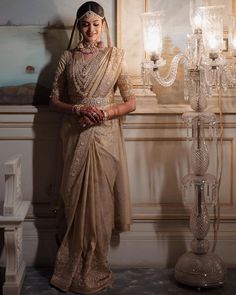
[77,41,103,54]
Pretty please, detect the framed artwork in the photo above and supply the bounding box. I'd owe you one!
[0,0,115,105]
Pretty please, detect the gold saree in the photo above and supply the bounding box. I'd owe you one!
[50,47,134,294]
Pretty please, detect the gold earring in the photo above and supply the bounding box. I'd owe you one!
[79,32,84,42]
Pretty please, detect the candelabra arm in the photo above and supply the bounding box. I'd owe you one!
[150,53,188,87]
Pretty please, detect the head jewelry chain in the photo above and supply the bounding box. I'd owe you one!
[78,10,104,21]
[67,5,110,50]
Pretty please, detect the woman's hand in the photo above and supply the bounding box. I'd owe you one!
[79,116,94,128]
[77,106,106,128]
[79,106,104,124]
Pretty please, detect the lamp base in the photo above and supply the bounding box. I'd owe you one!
[175,251,226,288]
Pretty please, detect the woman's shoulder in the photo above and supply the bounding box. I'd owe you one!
[106,46,125,58]
[58,49,73,62]
[107,46,124,53]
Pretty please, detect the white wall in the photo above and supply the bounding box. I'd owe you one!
[1,98,236,267]
[0,0,115,28]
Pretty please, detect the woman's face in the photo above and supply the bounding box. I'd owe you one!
[79,15,103,43]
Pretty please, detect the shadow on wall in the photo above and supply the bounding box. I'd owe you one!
[33,18,70,105]
[32,13,69,271]
[0,20,69,106]
[0,194,4,288]
[0,227,4,267]
[0,227,5,292]
[154,128,189,268]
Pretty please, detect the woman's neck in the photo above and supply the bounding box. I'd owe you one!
[77,41,103,54]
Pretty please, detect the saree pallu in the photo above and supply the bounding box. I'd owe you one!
[50,47,133,294]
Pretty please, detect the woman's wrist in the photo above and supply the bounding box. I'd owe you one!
[102,110,110,121]
[72,104,84,116]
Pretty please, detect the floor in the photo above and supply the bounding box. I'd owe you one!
[12,267,236,295]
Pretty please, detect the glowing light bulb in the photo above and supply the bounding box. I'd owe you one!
[141,12,163,60]
[193,14,202,29]
[208,36,218,50]
[232,38,236,49]
[201,5,224,55]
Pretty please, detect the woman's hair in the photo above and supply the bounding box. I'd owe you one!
[76,1,104,20]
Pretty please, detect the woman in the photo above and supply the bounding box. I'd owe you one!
[50,1,136,294]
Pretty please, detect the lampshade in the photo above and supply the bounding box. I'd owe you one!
[200,5,224,55]
[189,0,209,31]
[141,12,163,60]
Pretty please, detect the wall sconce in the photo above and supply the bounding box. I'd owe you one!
[140,0,234,288]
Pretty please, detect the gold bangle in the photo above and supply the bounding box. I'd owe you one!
[72,104,83,116]
[103,110,109,121]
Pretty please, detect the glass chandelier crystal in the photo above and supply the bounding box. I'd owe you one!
[141,3,236,92]
[201,6,224,56]
[140,0,229,288]
[141,12,163,61]
[189,0,208,31]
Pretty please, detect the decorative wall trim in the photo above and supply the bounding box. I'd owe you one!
[2,218,236,267]
[1,108,236,266]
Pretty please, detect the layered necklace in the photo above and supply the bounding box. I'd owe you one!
[77,41,103,55]
[72,43,106,96]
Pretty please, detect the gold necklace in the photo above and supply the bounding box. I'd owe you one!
[72,49,105,96]
[77,41,103,54]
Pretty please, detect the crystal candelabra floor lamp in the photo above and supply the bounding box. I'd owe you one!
[141,0,236,288]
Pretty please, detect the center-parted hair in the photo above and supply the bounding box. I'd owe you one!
[76,1,104,20]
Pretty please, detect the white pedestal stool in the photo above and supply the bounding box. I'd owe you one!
[0,155,30,295]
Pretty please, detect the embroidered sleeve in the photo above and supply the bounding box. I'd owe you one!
[116,58,135,102]
[50,50,71,102]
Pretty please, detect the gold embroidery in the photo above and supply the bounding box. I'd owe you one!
[50,50,71,100]
[96,48,124,97]
[50,46,133,294]
[71,50,107,97]
[116,60,135,100]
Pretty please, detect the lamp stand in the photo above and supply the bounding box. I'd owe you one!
[174,70,226,288]
[140,4,230,287]
[175,182,225,287]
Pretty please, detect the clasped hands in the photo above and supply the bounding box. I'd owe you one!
[73,105,108,128]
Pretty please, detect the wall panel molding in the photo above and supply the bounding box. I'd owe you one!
[1,107,236,266]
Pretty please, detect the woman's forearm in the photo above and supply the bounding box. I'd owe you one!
[50,95,136,120]
[106,96,136,120]
[50,96,73,114]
